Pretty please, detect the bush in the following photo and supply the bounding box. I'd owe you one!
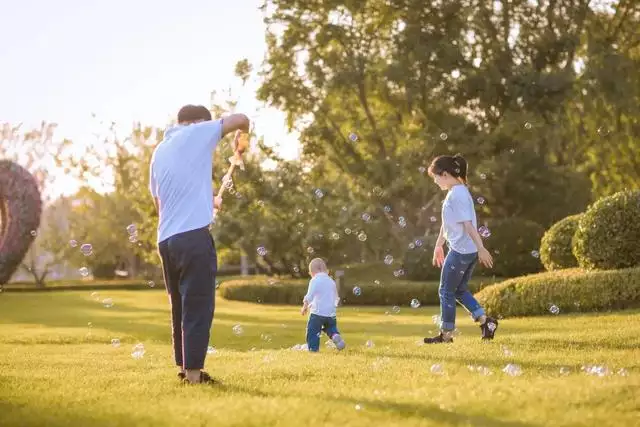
[475,267,640,317]
[92,263,118,279]
[572,190,640,270]
[0,160,42,285]
[402,239,441,281]
[219,275,496,306]
[219,277,308,305]
[483,218,545,277]
[540,214,582,271]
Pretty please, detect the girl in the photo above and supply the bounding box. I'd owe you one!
[425,154,498,343]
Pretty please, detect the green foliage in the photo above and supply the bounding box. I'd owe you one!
[484,218,545,278]
[572,190,640,270]
[475,267,640,318]
[402,239,440,281]
[61,188,143,276]
[540,214,582,271]
[220,274,494,306]
[471,148,591,228]
[220,277,308,305]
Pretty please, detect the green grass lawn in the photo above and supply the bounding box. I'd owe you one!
[0,290,638,427]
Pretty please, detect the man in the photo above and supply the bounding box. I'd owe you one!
[149,104,250,384]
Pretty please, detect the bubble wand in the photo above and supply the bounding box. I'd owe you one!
[215,130,249,207]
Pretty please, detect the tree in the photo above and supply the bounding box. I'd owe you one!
[57,120,162,278]
[255,0,637,233]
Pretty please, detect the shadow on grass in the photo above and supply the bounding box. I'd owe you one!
[193,382,541,427]
[0,400,162,427]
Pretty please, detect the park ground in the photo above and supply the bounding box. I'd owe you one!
[0,290,639,427]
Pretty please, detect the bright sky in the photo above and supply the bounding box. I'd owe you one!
[0,0,298,197]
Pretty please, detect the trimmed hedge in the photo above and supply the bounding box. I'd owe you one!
[572,190,640,270]
[2,279,159,292]
[219,275,497,306]
[484,218,545,277]
[540,214,582,271]
[474,267,640,317]
[220,277,309,304]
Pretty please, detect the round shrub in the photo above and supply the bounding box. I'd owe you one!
[0,160,42,285]
[483,218,545,277]
[572,190,640,270]
[475,267,640,317]
[539,214,582,271]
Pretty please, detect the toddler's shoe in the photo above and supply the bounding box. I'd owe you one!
[331,333,346,350]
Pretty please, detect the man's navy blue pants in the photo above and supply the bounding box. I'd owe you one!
[158,226,217,370]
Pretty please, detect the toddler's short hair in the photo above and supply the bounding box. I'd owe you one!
[308,258,328,274]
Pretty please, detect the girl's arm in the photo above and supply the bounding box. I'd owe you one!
[462,221,485,250]
[435,224,446,247]
[462,221,494,268]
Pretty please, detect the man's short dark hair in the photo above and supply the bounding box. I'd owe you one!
[177,105,212,123]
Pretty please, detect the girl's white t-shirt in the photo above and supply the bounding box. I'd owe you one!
[441,184,478,254]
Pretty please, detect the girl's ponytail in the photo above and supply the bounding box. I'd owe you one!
[452,154,468,184]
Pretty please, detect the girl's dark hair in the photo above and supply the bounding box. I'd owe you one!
[427,154,468,184]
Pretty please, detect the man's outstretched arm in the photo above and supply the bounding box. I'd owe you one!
[221,113,250,137]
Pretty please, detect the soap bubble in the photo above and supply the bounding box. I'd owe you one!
[232,324,244,335]
[352,286,362,296]
[384,255,394,265]
[430,363,445,375]
[478,226,491,238]
[257,246,267,256]
[410,299,421,309]
[80,243,93,256]
[131,343,145,360]
[502,364,523,377]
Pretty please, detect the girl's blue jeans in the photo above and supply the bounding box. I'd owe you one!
[439,249,486,331]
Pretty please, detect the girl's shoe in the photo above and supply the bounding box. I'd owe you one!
[480,317,499,340]
[424,333,453,344]
[331,333,346,350]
